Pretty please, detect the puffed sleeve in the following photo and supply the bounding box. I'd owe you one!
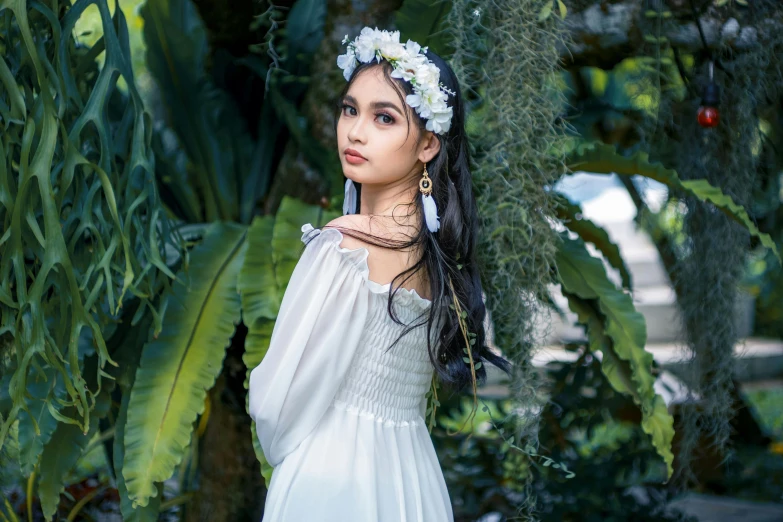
[248,223,371,467]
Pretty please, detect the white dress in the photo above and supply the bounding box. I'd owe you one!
[248,223,454,522]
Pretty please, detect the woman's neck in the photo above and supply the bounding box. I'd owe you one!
[359,178,419,216]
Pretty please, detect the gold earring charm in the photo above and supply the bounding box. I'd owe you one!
[419,165,433,196]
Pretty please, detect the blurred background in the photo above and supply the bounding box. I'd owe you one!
[1,0,782,520]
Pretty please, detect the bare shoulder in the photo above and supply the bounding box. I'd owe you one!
[323,215,428,296]
[323,215,371,250]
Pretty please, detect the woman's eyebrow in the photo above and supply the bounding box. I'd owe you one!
[343,95,403,116]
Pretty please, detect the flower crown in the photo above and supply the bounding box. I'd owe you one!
[337,27,455,135]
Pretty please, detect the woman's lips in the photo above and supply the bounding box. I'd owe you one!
[345,152,367,164]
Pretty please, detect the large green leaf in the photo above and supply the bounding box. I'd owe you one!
[554,192,633,289]
[115,390,162,521]
[111,305,161,521]
[565,141,780,262]
[395,0,453,57]
[557,234,674,478]
[285,0,327,77]
[563,292,639,401]
[123,222,247,508]
[38,420,95,520]
[239,216,281,329]
[17,366,66,476]
[141,0,254,223]
[37,391,111,521]
[240,217,279,488]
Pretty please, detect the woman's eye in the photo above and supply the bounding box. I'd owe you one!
[378,113,394,124]
[340,104,394,125]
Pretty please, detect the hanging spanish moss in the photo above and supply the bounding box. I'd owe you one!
[637,0,783,487]
[445,0,572,512]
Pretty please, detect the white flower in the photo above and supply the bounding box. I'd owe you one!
[404,39,421,56]
[406,92,424,111]
[336,51,358,81]
[378,29,400,44]
[390,58,418,82]
[414,64,439,87]
[339,27,454,135]
[379,41,406,61]
[427,107,453,134]
[354,36,376,62]
[359,27,376,40]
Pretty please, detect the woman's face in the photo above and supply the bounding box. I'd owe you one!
[337,66,440,188]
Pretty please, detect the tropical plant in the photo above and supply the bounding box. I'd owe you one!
[560,0,783,486]
[433,358,696,522]
[441,0,779,498]
[0,0,181,519]
[0,0,336,519]
[2,0,782,519]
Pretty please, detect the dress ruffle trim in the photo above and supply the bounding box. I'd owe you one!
[301,223,432,310]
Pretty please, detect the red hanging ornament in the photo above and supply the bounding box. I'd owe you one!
[697,61,720,128]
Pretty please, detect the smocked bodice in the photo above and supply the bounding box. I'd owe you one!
[299,223,440,427]
[334,293,436,427]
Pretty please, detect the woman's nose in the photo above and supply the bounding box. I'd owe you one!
[347,116,369,143]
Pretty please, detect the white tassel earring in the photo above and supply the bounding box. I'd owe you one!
[419,165,440,233]
[343,178,357,215]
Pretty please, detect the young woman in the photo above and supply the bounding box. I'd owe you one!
[248,27,511,521]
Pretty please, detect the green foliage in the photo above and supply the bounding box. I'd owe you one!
[537,0,568,21]
[16,367,65,477]
[433,359,691,522]
[636,5,783,484]
[0,0,177,476]
[38,394,110,520]
[531,356,691,522]
[65,194,333,511]
[143,0,339,220]
[114,368,161,520]
[565,141,780,263]
[444,2,572,481]
[555,193,633,289]
[557,234,674,478]
[122,222,245,508]
[395,0,453,57]
[141,0,256,223]
[286,0,327,75]
[434,396,525,517]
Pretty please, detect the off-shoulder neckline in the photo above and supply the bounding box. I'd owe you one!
[300,223,432,309]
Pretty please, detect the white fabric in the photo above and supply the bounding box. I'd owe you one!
[343,178,357,215]
[248,223,454,521]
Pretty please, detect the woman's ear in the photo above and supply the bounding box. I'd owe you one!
[418,131,441,164]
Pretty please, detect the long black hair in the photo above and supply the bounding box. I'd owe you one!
[310,49,511,395]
